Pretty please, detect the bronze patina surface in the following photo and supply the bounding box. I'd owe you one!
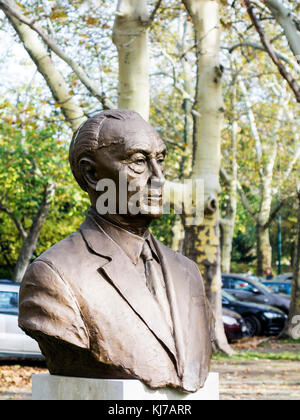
[19,110,214,392]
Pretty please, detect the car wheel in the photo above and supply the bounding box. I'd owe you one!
[244,316,262,337]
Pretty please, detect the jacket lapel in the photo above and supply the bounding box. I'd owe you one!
[79,216,178,368]
[152,235,215,390]
[151,235,191,379]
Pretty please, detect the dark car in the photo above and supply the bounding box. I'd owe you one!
[222,273,290,314]
[274,273,293,282]
[245,274,267,283]
[222,308,248,342]
[263,280,292,296]
[222,290,287,337]
[0,279,13,284]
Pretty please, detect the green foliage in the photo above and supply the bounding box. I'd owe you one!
[0,99,89,272]
[150,213,176,248]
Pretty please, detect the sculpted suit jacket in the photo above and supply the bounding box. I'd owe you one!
[19,212,215,393]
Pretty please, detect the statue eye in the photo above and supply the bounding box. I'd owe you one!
[157,155,165,164]
[130,154,146,165]
[135,158,146,165]
[128,154,147,173]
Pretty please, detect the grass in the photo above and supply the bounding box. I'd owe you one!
[213,351,300,362]
[277,338,300,344]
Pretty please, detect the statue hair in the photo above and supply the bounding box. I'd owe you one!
[69,109,144,191]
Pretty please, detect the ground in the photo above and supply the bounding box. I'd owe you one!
[0,338,299,400]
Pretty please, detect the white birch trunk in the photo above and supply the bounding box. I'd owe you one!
[182,0,233,355]
[113,0,150,120]
[221,91,238,273]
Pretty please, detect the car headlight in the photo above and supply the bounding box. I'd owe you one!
[223,315,238,326]
[263,312,283,319]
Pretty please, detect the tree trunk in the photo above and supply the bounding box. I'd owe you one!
[12,183,55,283]
[182,0,233,355]
[256,223,272,277]
[220,83,238,274]
[171,215,185,253]
[288,184,300,338]
[221,219,235,274]
[113,0,150,120]
[2,0,85,131]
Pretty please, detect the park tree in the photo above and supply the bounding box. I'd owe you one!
[218,1,300,277]
[241,0,300,336]
[0,97,89,282]
[180,0,232,354]
[0,0,117,279]
[113,0,151,120]
[0,0,86,130]
[220,78,238,274]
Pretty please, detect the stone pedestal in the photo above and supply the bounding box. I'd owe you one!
[32,373,219,400]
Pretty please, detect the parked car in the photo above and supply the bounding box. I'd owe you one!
[0,282,43,359]
[222,308,248,342]
[245,274,266,283]
[222,273,290,314]
[263,280,292,296]
[274,273,293,282]
[0,279,14,284]
[222,290,287,337]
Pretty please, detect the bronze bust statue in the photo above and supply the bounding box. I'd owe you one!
[19,110,214,393]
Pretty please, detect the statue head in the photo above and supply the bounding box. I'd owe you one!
[69,110,166,229]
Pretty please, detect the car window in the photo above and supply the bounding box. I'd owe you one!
[251,278,272,293]
[0,291,18,314]
[268,284,286,294]
[231,279,256,292]
[222,290,238,302]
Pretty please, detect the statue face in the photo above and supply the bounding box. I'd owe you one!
[90,119,166,219]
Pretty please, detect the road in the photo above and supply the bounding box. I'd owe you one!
[1,352,300,400]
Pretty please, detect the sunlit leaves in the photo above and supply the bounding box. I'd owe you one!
[0,98,88,271]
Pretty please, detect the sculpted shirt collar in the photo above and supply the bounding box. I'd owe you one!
[88,208,159,265]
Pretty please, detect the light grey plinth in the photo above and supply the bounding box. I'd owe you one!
[32,373,219,400]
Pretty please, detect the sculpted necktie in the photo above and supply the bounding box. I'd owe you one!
[141,241,173,333]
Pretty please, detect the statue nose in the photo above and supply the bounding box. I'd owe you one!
[149,159,165,187]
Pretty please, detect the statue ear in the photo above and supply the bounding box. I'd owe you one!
[79,158,98,191]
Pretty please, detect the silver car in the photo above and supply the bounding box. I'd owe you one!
[0,281,42,359]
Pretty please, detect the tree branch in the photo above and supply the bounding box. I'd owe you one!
[265,193,297,228]
[229,41,300,76]
[239,78,264,182]
[262,0,300,64]
[0,203,27,241]
[0,0,86,131]
[237,181,257,220]
[148,0,163,25]
[220,167,231,186]
[0,0,114,110]
[245,0,300,103]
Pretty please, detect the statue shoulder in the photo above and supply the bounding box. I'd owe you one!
[19,241,89,349]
